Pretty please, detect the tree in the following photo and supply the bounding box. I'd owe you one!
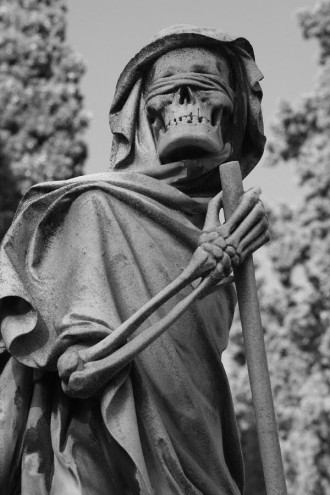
[0,0,89,240]
[228,2,330,494]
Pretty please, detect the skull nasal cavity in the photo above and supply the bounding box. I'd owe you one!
[179,86,193,104]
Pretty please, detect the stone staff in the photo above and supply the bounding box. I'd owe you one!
[220,160,288,495]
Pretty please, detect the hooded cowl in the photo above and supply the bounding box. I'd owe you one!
[0,25,266,495]
[109,24,266,196]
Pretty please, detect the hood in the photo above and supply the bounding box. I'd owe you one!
[109,24,266,197]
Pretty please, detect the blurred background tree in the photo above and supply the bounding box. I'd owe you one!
[0,0,328,492]
[0,0,89,240]
[228,1,330,494]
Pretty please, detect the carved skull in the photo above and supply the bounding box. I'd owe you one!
[145,47,235,164]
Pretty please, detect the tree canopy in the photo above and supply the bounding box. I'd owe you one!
[228,1,330,493]
[0,0,89,240]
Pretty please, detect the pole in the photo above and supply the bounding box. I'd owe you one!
[220,161,288,495]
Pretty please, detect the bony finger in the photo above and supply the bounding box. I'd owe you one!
[214,253,232,277]
[241,187,262,212]
[209,190,222,206]
[225,245,236,258]
[215,224,230,239]
[224,245,240,268]
[265,228,271,243]
[258,197,265,209]
[225,188,260,235]
[213,236,227,250]
[199,230,227,248]
[239,230,271,261]
[235,215,269,256]
[231,254,240,267]
[197,274,235,299]
[259,214,269,231]
[239,190,261,217]
[204,192,223,231]
[209,261,231,284]
[202,242,224,260]
[58,348,83,381]
[255,198,268,220]
[246,185,262,197]
[226,201,266,249]
[249,203,267,226]
[199,231,218,244]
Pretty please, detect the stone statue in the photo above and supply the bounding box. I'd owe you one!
[0,25,268,494]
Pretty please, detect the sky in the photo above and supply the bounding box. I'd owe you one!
[67,0,318,204]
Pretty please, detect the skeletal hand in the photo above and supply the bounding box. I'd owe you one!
[197,186,269,284]
[57,185,269,399]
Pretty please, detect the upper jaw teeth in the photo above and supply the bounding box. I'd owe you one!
[165,114,211,130]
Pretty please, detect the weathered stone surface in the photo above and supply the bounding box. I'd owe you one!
[0,25,268,494]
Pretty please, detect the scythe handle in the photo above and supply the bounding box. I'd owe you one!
[219,161,287,495]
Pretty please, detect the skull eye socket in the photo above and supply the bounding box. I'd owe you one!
[146,106,157,125]
[221,106,232,125]
[211,108,221,127]
[146,99,169,126]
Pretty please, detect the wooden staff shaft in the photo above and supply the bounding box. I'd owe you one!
[220,161,287,495]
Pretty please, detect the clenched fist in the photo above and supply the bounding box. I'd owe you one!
[196,186,269,287]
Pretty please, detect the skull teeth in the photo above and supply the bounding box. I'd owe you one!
[165,114,211,130]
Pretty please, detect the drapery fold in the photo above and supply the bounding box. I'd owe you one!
[0,172,242,494]
[109,25,265,196]
[0,24,267,494]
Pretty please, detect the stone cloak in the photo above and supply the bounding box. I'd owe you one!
[0,172,243,494]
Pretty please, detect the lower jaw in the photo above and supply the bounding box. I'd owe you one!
[157,124,223,164]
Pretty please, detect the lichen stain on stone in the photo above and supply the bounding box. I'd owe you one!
[110,252,130,267]
[14,385,23,410]
[24,414,54,491]
[34,202,71,264]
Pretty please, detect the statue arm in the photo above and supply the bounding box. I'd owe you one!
[58,185,269,399]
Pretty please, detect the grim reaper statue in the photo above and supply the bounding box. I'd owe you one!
[0,26,268,495]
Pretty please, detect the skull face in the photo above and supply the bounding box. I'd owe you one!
[144,47,235,164]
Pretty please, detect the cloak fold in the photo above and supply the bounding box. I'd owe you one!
[0,23,267,495]
[0,172,243,494]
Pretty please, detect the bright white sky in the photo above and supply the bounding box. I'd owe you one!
[67,0,318,204]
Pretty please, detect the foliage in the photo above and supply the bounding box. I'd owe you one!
[228,1,330,494]
[0,0,89,240]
